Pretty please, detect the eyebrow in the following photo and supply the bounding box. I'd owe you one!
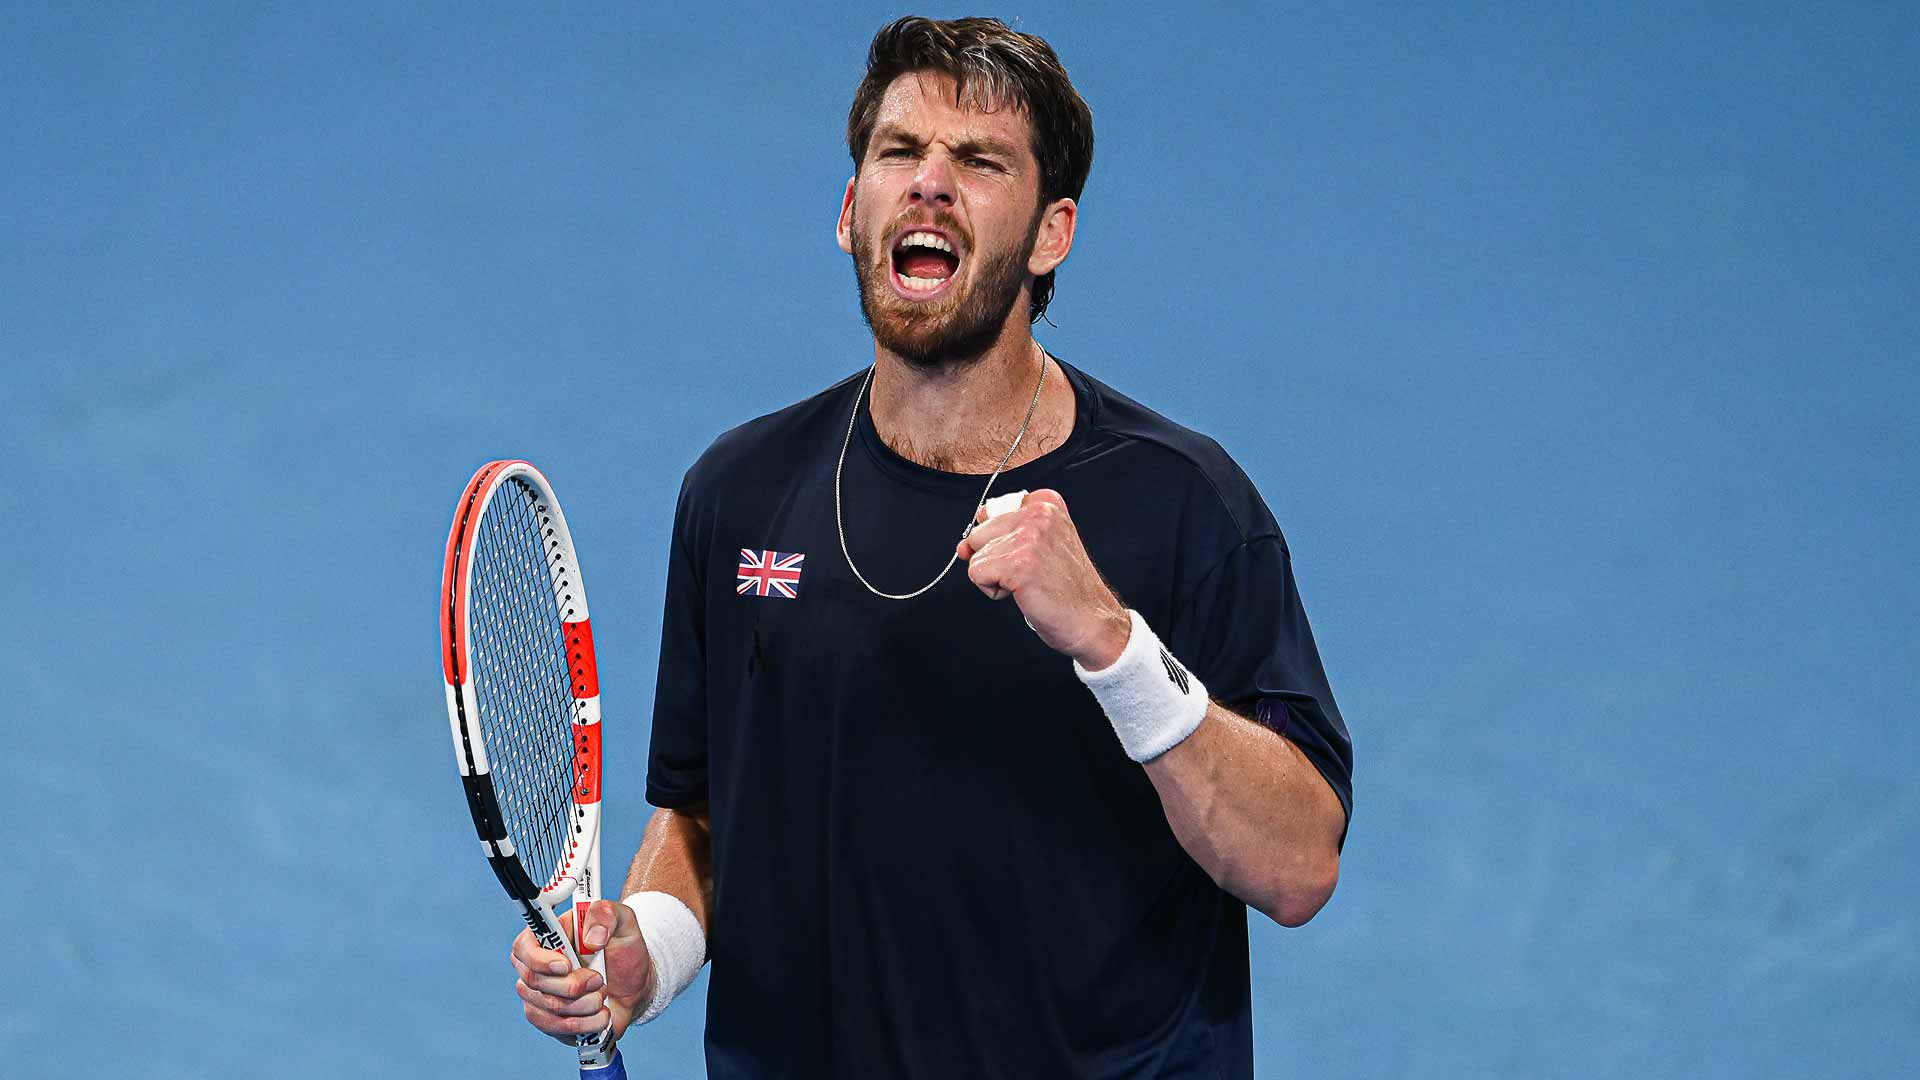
[870,124,1022,160]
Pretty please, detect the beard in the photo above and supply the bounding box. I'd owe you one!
[850,202,1040,371]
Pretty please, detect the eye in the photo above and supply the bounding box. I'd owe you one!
[878,147,913,160]
[962,157,1001,171]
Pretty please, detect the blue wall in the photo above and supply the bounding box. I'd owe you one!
[3,4,1913,1076]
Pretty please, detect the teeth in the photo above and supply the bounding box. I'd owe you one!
[897,230,953,253]
[897,272,947,291]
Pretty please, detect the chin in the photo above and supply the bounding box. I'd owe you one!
[874,312,984,370]
[857,271,1023,371]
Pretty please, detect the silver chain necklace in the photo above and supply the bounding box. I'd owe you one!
[834,349,1049,600]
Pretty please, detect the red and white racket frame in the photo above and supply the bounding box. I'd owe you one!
[441,459,614,1068]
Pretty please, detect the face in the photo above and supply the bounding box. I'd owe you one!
[837,71,1075,369]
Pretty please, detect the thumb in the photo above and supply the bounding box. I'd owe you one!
[577,897,638,953]
[594,898,658,1009]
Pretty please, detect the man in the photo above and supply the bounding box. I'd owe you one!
[511,16,1352,1077]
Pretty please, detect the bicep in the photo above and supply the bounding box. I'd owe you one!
[1173,536,1354,842]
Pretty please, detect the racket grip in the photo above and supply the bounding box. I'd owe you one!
[581,1048,626,1079]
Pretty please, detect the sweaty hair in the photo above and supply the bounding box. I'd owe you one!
[847,16,1095,324]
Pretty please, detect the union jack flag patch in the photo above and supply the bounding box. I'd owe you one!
[737,549,804,599]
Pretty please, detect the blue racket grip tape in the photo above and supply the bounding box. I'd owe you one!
[581,1048,626,1079]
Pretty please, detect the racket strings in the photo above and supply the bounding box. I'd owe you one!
[468,477,579,889]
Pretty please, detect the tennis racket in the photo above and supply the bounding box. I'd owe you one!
[440,459,626,1078]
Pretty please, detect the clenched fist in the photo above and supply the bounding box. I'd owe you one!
[955,488,1132,670]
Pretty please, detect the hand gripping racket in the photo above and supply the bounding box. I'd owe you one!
[440,460,626,1078]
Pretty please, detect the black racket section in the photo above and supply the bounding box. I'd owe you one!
[465,476,581,892]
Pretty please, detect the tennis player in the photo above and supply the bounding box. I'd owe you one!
[510,16,1353,1077]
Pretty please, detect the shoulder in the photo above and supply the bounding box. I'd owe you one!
[1065,361,1282,547]
[681,369,867,493]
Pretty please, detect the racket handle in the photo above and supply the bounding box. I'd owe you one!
[581,1047,626,1079]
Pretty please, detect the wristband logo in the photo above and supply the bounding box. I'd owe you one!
[1158,647,1191,694]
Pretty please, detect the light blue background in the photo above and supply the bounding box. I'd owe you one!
[3,4,1914,1077]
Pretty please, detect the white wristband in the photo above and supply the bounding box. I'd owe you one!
[622,890,708,1025]
[1072,609,1208,762]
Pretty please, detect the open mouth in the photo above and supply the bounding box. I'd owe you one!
[890,229,960,296]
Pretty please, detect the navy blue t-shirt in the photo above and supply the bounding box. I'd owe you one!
[646,358,1352,1078]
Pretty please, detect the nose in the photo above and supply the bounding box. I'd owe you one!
[909,153,955,207]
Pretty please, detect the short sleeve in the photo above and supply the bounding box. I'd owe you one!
[1167,535,1354,837]
[645,471,710,809]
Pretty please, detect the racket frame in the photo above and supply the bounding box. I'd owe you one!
[441,459,616,1070]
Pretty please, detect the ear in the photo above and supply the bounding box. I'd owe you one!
[1027,197,1077,277]
[835,176,857,255]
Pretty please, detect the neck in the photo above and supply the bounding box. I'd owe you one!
[868,322,1073,474]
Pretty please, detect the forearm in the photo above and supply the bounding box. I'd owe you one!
[952,492,1347,925]
[621,803,715,935]
[1142,703,1344,926]
[1071,611,1344,926]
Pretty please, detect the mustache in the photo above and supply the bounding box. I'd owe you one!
[885,208,969,250]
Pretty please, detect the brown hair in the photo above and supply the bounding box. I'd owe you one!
[847,16,1094,323]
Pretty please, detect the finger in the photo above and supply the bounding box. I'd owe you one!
[510,950,589,986]
[517,976,606,1018]
[524,998,614,1038]
[1023,488,1065,512]
[518,963,606,999]
[958,509,1020,560]
[595,902,657,1004]
[510,927,574,974]
[966,544,1013,601]
[579,900,614,952]
[973,528,1023,568]
[957,517,990,560]
[579,898,636,952]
